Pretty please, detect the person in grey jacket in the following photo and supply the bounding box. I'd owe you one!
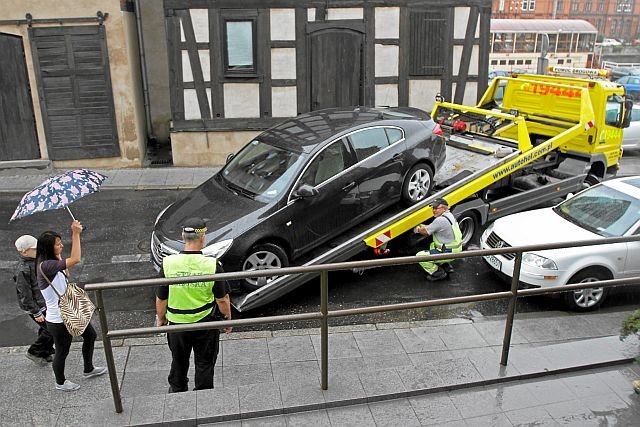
[14,235,55,366]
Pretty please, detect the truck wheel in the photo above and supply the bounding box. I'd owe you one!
[563,268,610,311]
[457,211,479,248]
[241,243,289,292]
[402,163,433,205]
[583,174,600,188]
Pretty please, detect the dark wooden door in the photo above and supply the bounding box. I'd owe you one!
[29,26,119,160]
[0,33,39,161]
[308,25,364,111]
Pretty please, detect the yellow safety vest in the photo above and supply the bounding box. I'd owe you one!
[163,253,217,324]
[431,214,463,253]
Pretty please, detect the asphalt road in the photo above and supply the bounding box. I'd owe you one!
[1,151,639,347]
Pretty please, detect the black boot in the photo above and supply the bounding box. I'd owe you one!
[426,267,447,281]
[442,263,454,274]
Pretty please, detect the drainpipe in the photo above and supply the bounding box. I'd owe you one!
[134,0,156,143]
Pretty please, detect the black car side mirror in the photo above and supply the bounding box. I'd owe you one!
[293,184,318,199]
[226,153,235,164]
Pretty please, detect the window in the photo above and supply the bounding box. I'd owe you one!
[222,12,257,76]
[529,0,536,10]
[516,59,523,65]
[409,11,445,76]
[585,0,592,10]
[300,140,351,187]
[557,0,564,11]
[385,128,404,144]
[571,0,580,12]
[605,96,623,127]
[521,0,529,10]
[612,20,618,34]
[525,59,532,64]
[491,59,498,65]
[558,59,565,64]
[348,128,390,162]
[598,0,605,11]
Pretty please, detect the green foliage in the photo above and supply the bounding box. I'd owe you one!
[620,309,640,340]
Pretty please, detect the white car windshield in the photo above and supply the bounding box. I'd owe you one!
[554,184,640,237]
[221,140,305,202]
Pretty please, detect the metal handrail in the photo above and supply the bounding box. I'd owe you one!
[87,235,640,413]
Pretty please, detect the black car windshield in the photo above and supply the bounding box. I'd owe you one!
[553,184,640,237]
[221,140,305,202]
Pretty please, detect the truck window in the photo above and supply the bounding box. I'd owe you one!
[605,96,623,127]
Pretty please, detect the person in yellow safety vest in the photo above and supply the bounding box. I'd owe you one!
[155,217,232,393]
[414,198,463,281]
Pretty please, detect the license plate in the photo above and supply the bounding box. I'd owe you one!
[485,255,502,271]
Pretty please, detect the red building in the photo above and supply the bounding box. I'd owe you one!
[492,0,640,42]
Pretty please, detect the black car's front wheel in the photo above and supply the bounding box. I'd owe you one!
[241,243,289,292]
[402,163,434,205]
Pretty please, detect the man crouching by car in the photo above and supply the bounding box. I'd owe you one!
[155,217,232,393]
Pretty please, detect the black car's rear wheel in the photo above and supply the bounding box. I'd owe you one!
[241,243,289,292]
[402,163,434,205]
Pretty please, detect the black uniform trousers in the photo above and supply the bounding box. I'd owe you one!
[167,315,220,392]
[28,315,55,358]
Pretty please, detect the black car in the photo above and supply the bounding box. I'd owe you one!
[151,107,446,291]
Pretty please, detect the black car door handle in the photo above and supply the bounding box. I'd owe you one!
[342,181,356,192]
[392,153,402,162]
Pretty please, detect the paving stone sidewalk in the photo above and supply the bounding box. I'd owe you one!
[1,310,639,426]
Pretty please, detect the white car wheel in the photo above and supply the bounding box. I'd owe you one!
[565,269,609,311]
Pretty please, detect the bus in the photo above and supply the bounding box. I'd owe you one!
[490,19,597,74]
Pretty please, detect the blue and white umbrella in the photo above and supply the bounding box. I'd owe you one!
[10,169,107,222]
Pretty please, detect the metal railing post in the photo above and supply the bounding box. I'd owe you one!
[320,271,329,390]
[95,290,123,413]
[501,251,522,366]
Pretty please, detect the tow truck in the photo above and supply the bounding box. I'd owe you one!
[233,66,633,312]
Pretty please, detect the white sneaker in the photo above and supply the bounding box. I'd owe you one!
[83,366,107,378]
[55,380,80,392]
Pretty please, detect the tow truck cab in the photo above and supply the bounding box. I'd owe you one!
[477,67,632,169]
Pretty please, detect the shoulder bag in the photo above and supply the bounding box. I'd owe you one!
[38,263,95,336]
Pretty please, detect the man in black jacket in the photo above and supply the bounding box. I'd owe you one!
[14,235,54,366]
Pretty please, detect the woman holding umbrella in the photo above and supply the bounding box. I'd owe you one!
[36,220,106,392]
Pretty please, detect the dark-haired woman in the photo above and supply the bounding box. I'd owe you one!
[37,220,105,392]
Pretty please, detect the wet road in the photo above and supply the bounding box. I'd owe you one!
[1,151,639,347]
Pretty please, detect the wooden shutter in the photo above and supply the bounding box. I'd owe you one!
[409,11,445,76]
[30,26,119,160]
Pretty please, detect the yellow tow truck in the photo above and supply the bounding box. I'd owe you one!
[234,67,633,311]
[363,66,634,251]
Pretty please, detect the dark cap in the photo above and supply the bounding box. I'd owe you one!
[182,217,207,234]
[429,198,449,208]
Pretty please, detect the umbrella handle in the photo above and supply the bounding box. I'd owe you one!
[65,206,76,221]
[65,206,87,231]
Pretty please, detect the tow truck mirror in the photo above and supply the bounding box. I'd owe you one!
[621,99,634,128]
[293,184,318,199]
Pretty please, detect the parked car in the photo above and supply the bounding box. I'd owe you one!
[609,66,640,81]
[488,69,509,80]
[151,107,446,291]
[480,176,640,311]
[616,75,640,101]
[622,104,640,152]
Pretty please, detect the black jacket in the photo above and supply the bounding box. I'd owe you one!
[13,256,45,317]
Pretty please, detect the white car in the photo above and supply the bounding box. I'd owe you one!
[480,176,640,311]
[622,104,640,151]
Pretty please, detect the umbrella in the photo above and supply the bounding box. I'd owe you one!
[10,169,107,222]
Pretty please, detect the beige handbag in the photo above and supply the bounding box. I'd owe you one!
[39,263,95,336]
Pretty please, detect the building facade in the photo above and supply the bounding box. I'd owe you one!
[0,0,146,168]
[153,0,493,166]
[491,0,640,42]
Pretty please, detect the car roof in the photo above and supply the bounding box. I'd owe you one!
[604,176,640,199]
[257,107,429,153]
